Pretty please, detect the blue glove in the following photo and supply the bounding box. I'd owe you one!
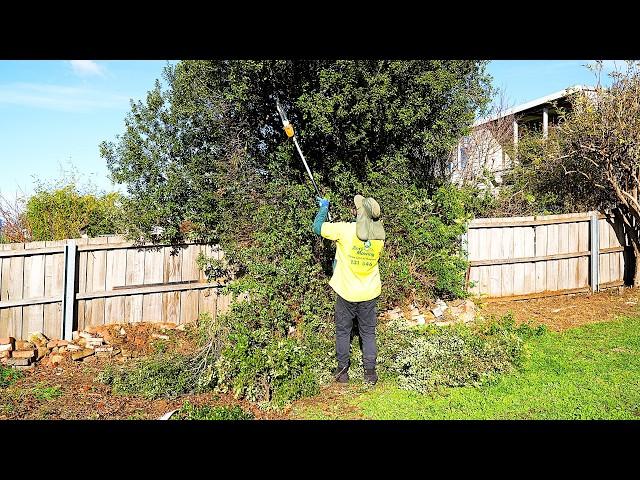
[317,197,330,208]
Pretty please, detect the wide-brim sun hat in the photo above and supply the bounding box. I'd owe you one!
[354,195,385,241]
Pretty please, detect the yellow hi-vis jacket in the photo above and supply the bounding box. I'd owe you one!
[320,222,384,302]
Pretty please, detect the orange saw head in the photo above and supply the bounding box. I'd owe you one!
[276,99,295,138]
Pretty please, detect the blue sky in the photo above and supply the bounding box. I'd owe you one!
[486,60,620,107]
[0,60,175,199]
[0,59,624,199]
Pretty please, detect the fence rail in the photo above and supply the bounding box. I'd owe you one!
[0,236,230,340]
[466,211,628,299]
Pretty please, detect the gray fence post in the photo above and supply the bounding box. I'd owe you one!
[590,212,600,293]
[462,227,470,291]
[461,230,469,256]
[61,240,77,341]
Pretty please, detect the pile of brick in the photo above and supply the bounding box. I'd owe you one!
[385,298,477,327]
[1,333,53,369]
[0,322,187,370]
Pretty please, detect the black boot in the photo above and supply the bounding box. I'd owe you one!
[333,366,349,383]
[364,368,378,385]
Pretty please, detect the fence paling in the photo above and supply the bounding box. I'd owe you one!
[0,236,231,340]
[467,211,627,299]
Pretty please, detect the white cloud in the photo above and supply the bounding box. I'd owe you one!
[69,60,106,77]
[0,82,130,112]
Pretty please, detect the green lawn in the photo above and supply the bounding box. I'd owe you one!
[293,316,640,420]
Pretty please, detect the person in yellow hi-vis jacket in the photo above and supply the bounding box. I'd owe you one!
[313,195,385,384]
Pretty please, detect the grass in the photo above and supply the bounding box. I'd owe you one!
[0,365,24,388]
[292,316,640,420]
[0,381,63,418]
[31,384,63,401]
[174,400,254,420]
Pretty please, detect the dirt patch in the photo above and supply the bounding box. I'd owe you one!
[0,357,284,420]
[478,287,640,332]
[79,322,198,359]
[286,382,369,420]
[0,321,287,420]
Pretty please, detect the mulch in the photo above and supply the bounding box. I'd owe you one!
[478,287,640,332]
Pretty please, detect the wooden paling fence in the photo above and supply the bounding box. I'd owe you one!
[465,211,628,299]
[0,236,230,340]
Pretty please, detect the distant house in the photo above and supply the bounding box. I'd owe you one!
[450,85,596,187]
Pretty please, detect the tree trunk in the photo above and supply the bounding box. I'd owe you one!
[613,208,640,287]
[634,245,640,287]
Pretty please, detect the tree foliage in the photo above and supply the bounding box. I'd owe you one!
[549,62,640,284]
[1,171,122,243]
[25,174,122,241]
[101,60,492,405]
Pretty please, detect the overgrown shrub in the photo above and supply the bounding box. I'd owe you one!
[174,400,254,420]
[97,354,195,400]
[478,127,590,218]
[102,60,494,408]
[1,168,124,243]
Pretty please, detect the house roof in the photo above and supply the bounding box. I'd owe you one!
[473,85,594,127]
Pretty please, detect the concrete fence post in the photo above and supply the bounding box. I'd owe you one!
[590,212,600,293]
[461,229,469,257]
[462,227,470,291]
[61,240,77,340]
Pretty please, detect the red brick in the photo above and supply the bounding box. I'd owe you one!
[72,349,95,361]
[15,340,35,350]
[12,350,35,359]
[49,354,64,365]
[7,357,31,366]
[28,332,48,347]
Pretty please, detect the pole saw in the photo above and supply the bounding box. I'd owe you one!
[275,99,332,221]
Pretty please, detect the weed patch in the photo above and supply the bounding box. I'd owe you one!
[32,384,62,401]
[0,366,23,388]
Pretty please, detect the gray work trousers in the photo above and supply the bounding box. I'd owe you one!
[335,294,378,371]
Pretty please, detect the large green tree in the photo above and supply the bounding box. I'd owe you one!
[101,60,492,405]
[102,60,490,244]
